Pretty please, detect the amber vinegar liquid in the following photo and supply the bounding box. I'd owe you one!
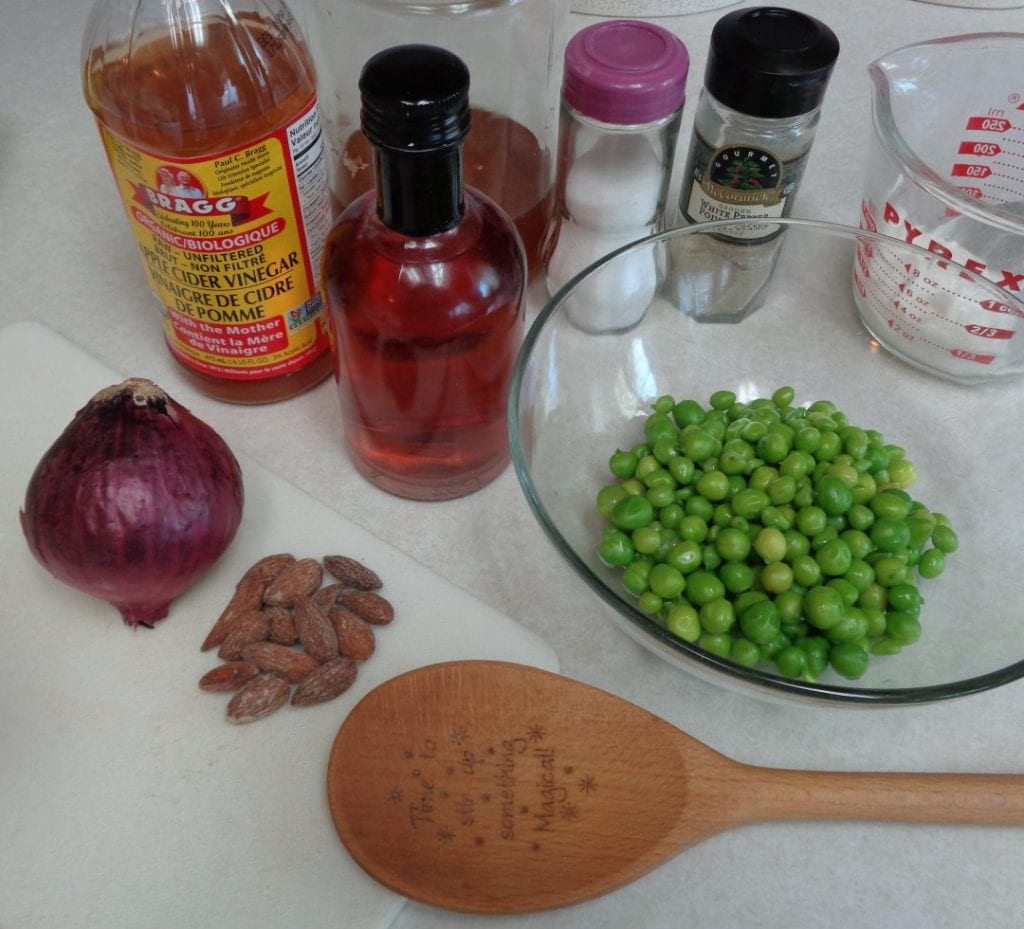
[83,5,332,403]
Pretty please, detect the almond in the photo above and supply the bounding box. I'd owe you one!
[293,598,339,663]
[291,657,357,707]
[241,642,321,682]
[263,557,323,607]
[323,555,383,591]
[265,606,298,646]
[198,661,260,692]
[217,609,271,661]
[337,590,394,626]
[328,607,376,662]
[226,673,291,724]
[201,576,266,651]
[310,582,345,612]
[237,553,296,588]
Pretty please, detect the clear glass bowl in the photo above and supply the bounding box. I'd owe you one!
[509,218,1024,705]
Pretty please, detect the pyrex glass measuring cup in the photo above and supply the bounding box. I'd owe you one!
[857,33,1024,381]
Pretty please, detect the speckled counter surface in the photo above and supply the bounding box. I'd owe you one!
[2,2,1024,928]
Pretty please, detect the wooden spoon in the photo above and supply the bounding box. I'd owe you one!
[327,660,1023,914]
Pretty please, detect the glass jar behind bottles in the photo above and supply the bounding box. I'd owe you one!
[83,0,334,403]
[306,0,567,280]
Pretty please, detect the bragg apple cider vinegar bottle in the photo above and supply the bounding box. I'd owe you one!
[83,0,334,403]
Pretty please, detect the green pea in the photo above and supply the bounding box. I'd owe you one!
[794,426,822,454]
[719,561,755,594]
[932,524,959,554]
[804,585,845,630]
[622,559,653,596]
[685,570,725,606]
[709,389,737,411]
[871,637,902,656]
[644,412,678,444]
[847,503,875,531]
[696,469,730,502]
[887,583,922,616]
[672,399,706,428]
[826,609,869,643]
[857,582,888,611]
[621,478,645,496]
[659,503,684,530]
[652,394,676,414]
[676,515,709,544]
[753,526,788,563]
[714,526,751,562]
[816,538,853,577]
[795,505,828,537]
[665,540,703,574]
[649,563,686,599]
[634,454,660,481]
[731,638,761,667]
[917,548,946,579]
[666,603,701,642]
[637,590,663,615]
[685,495,714,520]
[791,554,822,587]
[631,526,661,555]
[611,494,655,531]
[757,431,791,464]
[827,577,860,607]
[700,598,736,635]
[871,491,912,519]
[760,505,792,532]
[783,529,810,561]
[645,483,676,508]
[739,599,782,645]
[774,589,804,624]
[680,426,720,463]
[761,561,794,594]
[870,517,911,553]
[830,642,870,679]
[608,449,638,479]
[668,456,695,485]
[889,458,917,488]
[775,644,807,679]
[598,529,634,566]
[798,636,830,680]
[652,438,680,465]
[597,484,628,518]
[740,420,768,443]
[851,472,878,505]
[816,431,842,461]
[885,610,922,645]
[698,632,732,658]
[863,606,887,638]
[843,559,875,593]
[730,486,769,519]
[873,556,909,587]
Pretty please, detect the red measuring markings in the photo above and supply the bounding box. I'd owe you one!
[958,141,1001,157]
[958,187,984,199]
[981,298,1024,320]
[950,348,995,364]
[965,116,1012,132]
[964,323,1014,340]
[951,163,992,178]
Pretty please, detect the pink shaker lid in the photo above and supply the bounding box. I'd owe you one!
[563,20,689,125]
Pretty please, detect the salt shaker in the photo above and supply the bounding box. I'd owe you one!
[545,20,689,333]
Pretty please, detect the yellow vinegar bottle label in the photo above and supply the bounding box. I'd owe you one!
[97,99,333,380]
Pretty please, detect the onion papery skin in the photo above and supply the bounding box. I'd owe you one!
[19,379,244,628]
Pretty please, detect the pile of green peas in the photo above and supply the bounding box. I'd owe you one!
[596,387,959,682]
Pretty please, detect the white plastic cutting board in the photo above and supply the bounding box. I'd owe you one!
[0,321,558,929]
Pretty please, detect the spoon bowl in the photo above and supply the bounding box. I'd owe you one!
[327,661,1024,913]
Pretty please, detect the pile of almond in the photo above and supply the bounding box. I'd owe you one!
[198,553,394,724]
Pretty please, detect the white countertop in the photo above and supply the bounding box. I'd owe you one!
[3,2,1024,928]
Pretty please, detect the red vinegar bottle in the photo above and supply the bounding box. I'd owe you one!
[322,45,526,501]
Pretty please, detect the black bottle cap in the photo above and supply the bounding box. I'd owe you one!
[705,7,839,119]
[359,44,471,151]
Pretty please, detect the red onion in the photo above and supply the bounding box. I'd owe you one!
[20,378,244,628]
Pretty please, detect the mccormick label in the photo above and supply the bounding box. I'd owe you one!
[96,100,333,380]
[680,135,808,244]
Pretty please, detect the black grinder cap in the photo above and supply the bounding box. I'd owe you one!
[705,7,840,119]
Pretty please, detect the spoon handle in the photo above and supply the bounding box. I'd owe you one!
[730,766,1024,828]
